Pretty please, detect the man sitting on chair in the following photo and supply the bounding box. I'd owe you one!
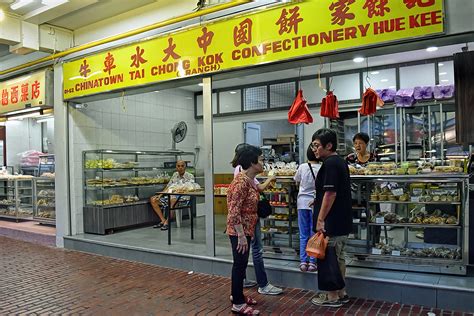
[150,160,195,231]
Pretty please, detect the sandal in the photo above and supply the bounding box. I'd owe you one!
[299,262,308,272]
[231,304,260,315]
[229,296,258,306]
[307,263,317,272]
[153,222,164,228]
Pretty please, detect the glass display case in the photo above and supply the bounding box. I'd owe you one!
[0,177,34,220]
[83,149,195,234]
[349,174,469,275]
[260,177,299,259]
[33,177,55,225]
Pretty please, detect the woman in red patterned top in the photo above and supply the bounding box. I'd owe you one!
[227,145,263,315]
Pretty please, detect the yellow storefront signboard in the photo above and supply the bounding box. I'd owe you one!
[0,70,47,114]
[63,0,444,100]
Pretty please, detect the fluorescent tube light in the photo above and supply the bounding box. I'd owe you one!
[10,0,34,10]
[6,107,42,116]
[7,111,42,121]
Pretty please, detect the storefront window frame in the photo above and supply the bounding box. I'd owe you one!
[194,56,454,119]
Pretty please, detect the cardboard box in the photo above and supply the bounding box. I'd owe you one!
[277,134,296,143]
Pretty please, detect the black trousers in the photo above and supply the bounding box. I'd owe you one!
[229,235,252,305]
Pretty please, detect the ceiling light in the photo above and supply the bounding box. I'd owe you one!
[370,71,380,75]
[10,0,34,10]
[7,111,43,121]
[41,0,68,6]
[198,83,204,86]
[439,72,447,76]
[0,9,5,21]
[441,79,450,82]
[154,90,160,93]
[353,57,365,63]
[388,86,396,89]
[229,91,237,94]
[439,63,444,67]
[380,79,389,82]
[426,46,438,52]
[6,107,42,116]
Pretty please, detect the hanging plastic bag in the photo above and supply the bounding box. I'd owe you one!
[306,231,328,259]
[288,89,313,124]
[359,88,384,116]
[320,91,339,119]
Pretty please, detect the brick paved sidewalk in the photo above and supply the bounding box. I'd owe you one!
[0,236,471,316]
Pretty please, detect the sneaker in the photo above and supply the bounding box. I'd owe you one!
[310,293,342,308]
[258,283,283,295]
[339,294,350,304]
[243,279,257,288]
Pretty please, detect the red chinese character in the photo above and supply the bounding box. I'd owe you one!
[363,0,390,17]
[197,27,214,54]
[275,6,304,35]
[79,59,91,78]
[103,52,116,75]
[329,0,355,26]
[130,46,147,68]
[403,0,435,9]
[162,38,181,63]
[10,86,19,104]
[20,83,29,102]
[1,89,8,106]
[31,80,41,99]
[233,18,253,47]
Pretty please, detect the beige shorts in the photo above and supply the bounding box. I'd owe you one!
[328,235,348,272]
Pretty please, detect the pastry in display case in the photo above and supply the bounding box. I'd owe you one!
[350,173,468,275]
[0,175,34,221]
[258,176,299,258]
[82,149,196,235]
[32,177,56,225]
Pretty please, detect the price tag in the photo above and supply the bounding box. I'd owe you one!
[372,248,382,255]
[375,217,385,224]
[391,188,404,196]
[391,250,401,256]
[353,219,360,223]
[410,196,420,202]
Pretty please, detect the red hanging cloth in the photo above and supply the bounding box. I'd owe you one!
[359,88,384,116]
[288,89,313,124]
[320,91,339,119]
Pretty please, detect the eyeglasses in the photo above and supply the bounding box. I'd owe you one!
[310,142,322,150]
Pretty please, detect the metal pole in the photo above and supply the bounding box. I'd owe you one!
[394,107,398,164]
[203,77,215,257]
[440,103,444,161]
[428,105,432,159]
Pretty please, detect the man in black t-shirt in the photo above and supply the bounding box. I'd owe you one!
[310,128,352,308]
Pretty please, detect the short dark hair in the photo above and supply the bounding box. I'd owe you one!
[237,145,262,169]
[231,143,251,168]
[312,128,337,152]
[353,132,370,144]
[306,144,317,161]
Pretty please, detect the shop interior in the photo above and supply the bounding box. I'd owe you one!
[66,40,473,273]
[0,112,56,229]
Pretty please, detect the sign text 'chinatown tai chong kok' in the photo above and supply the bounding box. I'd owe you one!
[62,0,444,99]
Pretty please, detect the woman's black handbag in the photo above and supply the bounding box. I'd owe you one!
[317,246,345,291]
[257,194,272,218]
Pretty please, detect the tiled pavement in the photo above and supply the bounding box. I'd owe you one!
[0,236,472,316]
